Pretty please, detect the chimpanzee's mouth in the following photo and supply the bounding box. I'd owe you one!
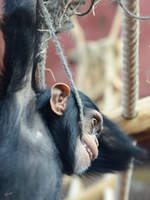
[82,134,99,160]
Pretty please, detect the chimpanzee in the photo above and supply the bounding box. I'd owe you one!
[0,0,144,200]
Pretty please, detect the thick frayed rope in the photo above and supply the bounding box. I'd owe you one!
[39,0,84,132]
[121,0,139,119]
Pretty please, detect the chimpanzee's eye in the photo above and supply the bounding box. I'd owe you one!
[91,117,98,128]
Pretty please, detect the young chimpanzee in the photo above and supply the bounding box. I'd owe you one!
[0,0,144,200]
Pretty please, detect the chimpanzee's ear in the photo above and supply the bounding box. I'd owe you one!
[50,83,70,116]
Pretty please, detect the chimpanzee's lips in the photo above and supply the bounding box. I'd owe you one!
[82,134,99,160]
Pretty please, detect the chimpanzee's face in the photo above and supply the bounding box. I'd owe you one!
[74,109,103,174]
[49,83,103,174]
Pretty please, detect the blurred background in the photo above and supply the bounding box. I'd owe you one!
[44,0,150,99]
[0,0,150,199]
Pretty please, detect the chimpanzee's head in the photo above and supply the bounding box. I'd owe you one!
[39,83,145,175]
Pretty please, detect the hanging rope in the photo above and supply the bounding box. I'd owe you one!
[36,0,100,90]
[121,0,139,119]
[39,0,84,132]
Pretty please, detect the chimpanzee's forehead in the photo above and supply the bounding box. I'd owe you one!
[43,0,86,33]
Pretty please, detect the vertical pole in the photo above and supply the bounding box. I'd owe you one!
[115,161,134,200]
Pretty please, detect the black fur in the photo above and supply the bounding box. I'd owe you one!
[37,88,81,175]
[0,1,62,199]
[0,0,145,199]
